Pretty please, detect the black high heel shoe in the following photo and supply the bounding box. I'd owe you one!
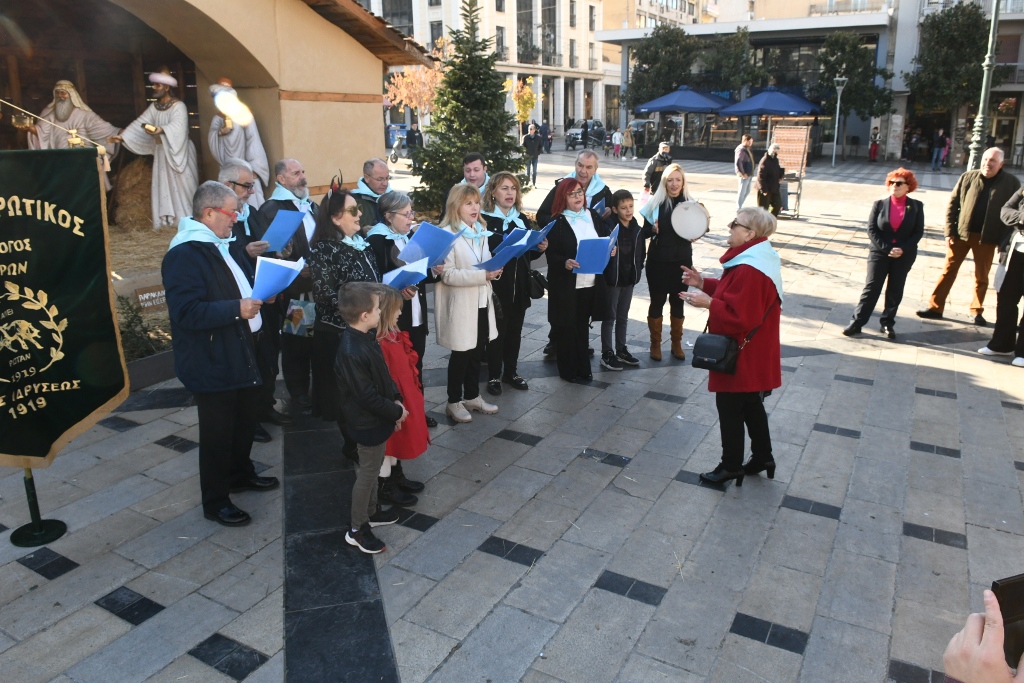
[742,459,776,479]
[699,464,745,487]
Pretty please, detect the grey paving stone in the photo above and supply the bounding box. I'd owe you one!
[144,654,236,683]
[856,424,912,463]
[376,564,436,626]
[72,418,188,462]
[911,418,961,451]
[495,498,580,552]
[799,616,891,683]
[559,402,629,439]
[142,451,200,486]
[760,508,838,577]
[390,618,459,683]
[505,540,611,623]
[428,605,558,683]
[400,445,465,483]
[959,416,1011,451]
[0,552,144,640]
[408,472,483,519]
[0,605,131,683]
[521,669,570,683]
[128,475,201,523]
[49,474,166,535]
[846,456,906,509]
[406,550,527,639]
[67,594,235,683]
[609,470,672,502]
[392,508,502,581]
[834,498,902,563]
[798,431,859,475]
[708,633,804,683]
[619,397,685,436]
[507,406,573,438]
[589,424,655,458]
[785,462,850,508]
[534,589,655,683]
[535,383,605,416]
[966,525,1024,591]
[614,653,703,683]
[906,451,964,498]
[606,527,690,589]
[817,548,897,636]
[638,480,719,541]
[775,384,827,416]
[534,457,620,513]
[516,442,588,476]
[964,479,1024,534]
[237,650,283,683]
[147,538,247,597]
[47,508,161,566]
[962,442,1021,487]
[889,597,965,673]
[738,562,822,632]
[67,445,178,494]
[443,438,531,485]
[113,507,218,569]
[218,587,283,658]
[903,487,964,535]
[205,490,282,557]
[198,539,283,613]
[459,465,552,522]
[563,489,653,554]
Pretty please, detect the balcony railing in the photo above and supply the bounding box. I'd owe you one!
[703,2,720,16]
[542,52,563,67]
[497,47,509,61]
[808,0,884,14]
[570,54,579,68]
[589,57,597,70]
[920,0,1024,15]
[518,46,540,65]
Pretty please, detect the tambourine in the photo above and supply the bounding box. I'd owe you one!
[671,201,710,241]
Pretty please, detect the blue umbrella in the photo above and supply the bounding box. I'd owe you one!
[634,85,727,114]
[718,87,821,117]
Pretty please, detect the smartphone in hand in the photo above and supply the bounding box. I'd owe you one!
[992,573,1024,667]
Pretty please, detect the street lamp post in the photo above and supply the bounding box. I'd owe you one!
[967,0,1001,170]
[832,76,848,168]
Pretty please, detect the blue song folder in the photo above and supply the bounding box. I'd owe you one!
[383,257,429,290]
[573,226,619,275]
[397,222,463,268]
[260,210,306,253]
[252,256,304,301]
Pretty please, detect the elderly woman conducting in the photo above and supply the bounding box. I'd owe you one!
[681,207,783,486]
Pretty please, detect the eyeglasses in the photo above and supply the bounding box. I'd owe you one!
[229,180,256,191]
[889,180,906,187]
[728,220,751,231]
[367,174,392,183]
[567,189,585,198]
[391,210,416,219]
[341,206,361,217]
[211,207,239,220]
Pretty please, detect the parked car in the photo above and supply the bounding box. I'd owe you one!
[565,119,605,150]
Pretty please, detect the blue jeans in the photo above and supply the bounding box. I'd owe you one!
[932,147,943,170]
[737,176,752,209]
[527,156,538,185]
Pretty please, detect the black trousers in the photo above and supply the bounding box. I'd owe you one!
[447,309,488,403]
[404,323,428,379]
[646,259,687,319]
[195,386,260,512]
[554,287,595,380]
[487,303,527,381]
[852,250,916,328]
[716,391,772,471]
[989,250,1024,356]
[758,190,782,216]
[256,307,281,418]
[280,332,313,399]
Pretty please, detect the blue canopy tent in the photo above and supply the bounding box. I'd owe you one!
[634,85,727,114]
[717,87,821,117]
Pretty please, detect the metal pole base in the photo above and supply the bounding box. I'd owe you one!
[11,519,67,547]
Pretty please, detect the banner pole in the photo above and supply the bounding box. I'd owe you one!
[10,468,67,548]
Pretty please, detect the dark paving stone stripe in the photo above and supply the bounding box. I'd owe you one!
[98,415,141,432]
[812,423,861,439]
[802,304,832,311]
[253,461,271,475]
[521,322,543,330]
[1003,400,1024,410]
[283,423,399,682]
[674,469,732,491]
[190,632,269,681]
[902,522,967,549]
[909,441,961,458]
[114,386,194,412]
[834,374,874,386]
[780,345,837,359]
[1015,461,1024,472]
[580,449,631,468]
[781,365,798,373]
[495,429,544,447]
[594,570,667,607]
[478,535,545,567]
[644,391,687,404]
[394,507,440,533]
[154,435,199,453]
[96,587,165,626]
[887,658,944,683]
[915,387,957,399]
[0,522,7,533]
[898,328,990,347]
[781,495,842,520]
[729,612,809,655]
[17,547,79,580]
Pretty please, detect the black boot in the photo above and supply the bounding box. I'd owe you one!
[378,476,418,507]
[742,458,776,479]
[699,463,745,487]
[392,461,424,493]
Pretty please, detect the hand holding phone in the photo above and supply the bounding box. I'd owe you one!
[943,588,1024,682]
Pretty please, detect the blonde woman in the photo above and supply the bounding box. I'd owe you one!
[436,184,503,423]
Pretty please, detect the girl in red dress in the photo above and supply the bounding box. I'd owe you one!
[375,286,429,505]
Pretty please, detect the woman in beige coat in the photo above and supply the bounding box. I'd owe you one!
[435,183,503,423]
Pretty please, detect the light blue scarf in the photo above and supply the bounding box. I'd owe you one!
[461,221,492,247]
[566,171,607,199]
[169,216,235,256]
[342,233,369,251]
[354,177,390,200]
[723,240,784,303]
[238,203,251,237]
[461,173,490,190]
[562,208,589,221]
[482,206,526,234]
[268,184,312,210]
[365,222,409,247]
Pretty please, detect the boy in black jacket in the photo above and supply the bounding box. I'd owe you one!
[335,281,409,554]
[601,190,651,371]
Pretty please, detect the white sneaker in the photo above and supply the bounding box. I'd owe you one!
[978,347,1013,356]
[446,402,472,423]
[463,396,499,415]
[1013,357,1024,367]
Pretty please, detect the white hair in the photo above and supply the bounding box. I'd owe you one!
[217,158,254,184]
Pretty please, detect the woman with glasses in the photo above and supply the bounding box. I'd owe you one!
[546,179,614,382]
[308,182,380,455]
[366,191,442,429]
[844,169,924,341]
[481,172,547,395]
[679,207,783,487]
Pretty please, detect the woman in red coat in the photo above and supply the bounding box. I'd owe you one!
[681,207,783,486]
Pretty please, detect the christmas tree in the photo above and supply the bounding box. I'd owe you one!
[414,0,526,214]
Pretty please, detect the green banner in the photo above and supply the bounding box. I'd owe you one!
[0,148,127,466]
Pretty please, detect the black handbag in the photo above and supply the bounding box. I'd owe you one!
[527,269,547,299]
[692,300,777,375]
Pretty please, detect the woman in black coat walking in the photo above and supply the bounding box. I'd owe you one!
[844,168,924,341]
[545,178,613,382]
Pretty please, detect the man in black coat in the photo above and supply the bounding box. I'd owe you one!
[756,143,784,216]
[406,123,424,173]
[162,181,280,527]
[522,123,544,186]
[643,142,673,192]
[581,120,589,149]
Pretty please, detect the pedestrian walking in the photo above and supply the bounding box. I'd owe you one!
[522,124,543,186]
[756,143,784,217]
[406,122,424,173]
[622,126,635,160]
[869,126,881,162]
[734,134,755,210]
[932,128,949,171]
[612,128,623,158]
[540,120,551,153]
[977,185,1024,366]
[581,120,589,149]
[643,142,673,192]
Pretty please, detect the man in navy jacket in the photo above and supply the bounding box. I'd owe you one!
[162,181,280,527]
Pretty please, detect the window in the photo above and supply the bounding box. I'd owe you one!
[588,5,596,31]
[428,0,441,6]
[570,38,578,68]
[589,42,596,70]
[382,0,414,36]
[496,26,506,52]
[430,21,443,47]
[497,0,505,10]
[570,0,577,27]
[518,0,537,63]
[542,0,558,63]
[688,2,695,13]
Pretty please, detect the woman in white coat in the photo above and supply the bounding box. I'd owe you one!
[435,184,504,423]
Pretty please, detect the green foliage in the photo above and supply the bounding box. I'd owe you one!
[413,0,525,214]
[905,3,1002,112]
[693,28,766,94]
[624,25,701,109]
[115,295,169,363]
[814,32,893,119]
